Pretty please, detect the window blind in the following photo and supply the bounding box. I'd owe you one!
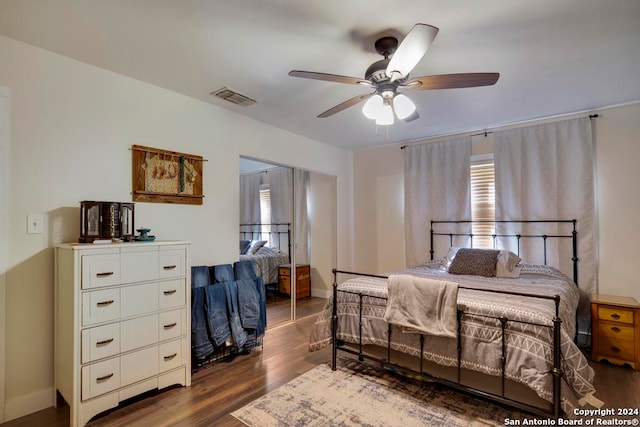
[470,159,495,248]
[259,186,271,241]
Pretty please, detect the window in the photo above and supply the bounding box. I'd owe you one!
[470,156,495,249]
[259,184,272,243]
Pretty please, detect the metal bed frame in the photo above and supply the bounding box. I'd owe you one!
[239,222,292,262]
[330,219,579,418]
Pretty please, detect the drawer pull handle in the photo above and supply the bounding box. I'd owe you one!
[164,353,178,361]
[163,322,177,329]
[611,346,621,353]
[163,265,177,270]
[96,272,114,278]
[163,290,177,296]
[611,326,621,333]
[96,373,114,383]
[610,313,621,320]
[96,338,114,346]
[96,300,115,307]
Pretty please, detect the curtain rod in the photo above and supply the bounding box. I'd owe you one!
[400,113,600,150]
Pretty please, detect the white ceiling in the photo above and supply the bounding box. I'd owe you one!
[1,0,639,150]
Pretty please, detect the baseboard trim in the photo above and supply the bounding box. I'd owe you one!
[4,388,53,422]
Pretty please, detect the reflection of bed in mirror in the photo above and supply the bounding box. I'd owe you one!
[239,222,290,287]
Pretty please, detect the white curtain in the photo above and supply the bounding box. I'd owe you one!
[268,167,309,263]
[494,117,596,297]
[269,167,292,225]
[404,137,472,267]
[239,172,261,224]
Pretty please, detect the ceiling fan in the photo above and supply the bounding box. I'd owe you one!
[289,23,499,125]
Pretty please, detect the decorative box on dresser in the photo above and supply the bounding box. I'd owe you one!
[590,293,640,370]
[54,241,191,426]
[278,264,311,299]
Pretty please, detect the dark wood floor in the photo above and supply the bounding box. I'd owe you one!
[266,294,327,326]
[3,317,639,426]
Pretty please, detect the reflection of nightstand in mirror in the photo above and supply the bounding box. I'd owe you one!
[590,293,640,370]
[278,264,311,299]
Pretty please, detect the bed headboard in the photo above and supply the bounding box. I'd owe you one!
[239,222,291,258]
[429,219,578,285]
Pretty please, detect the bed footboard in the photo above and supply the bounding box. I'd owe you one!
[330,268,564,419]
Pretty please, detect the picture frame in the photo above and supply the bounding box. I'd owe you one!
[131,144,204,205]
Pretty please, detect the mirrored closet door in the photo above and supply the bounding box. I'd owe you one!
[239,157,336,326]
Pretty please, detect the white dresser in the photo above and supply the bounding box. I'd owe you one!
[54,241,191,426]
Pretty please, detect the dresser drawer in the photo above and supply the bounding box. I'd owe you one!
[159,279,185,309]
[120,283,158,318]
[159,309,185,341]
[121,346,159,388]
[120,248,158,284]
[81,357,120,400]
[159,339,184,373]
[82,254,121,289]
[159,249,186,279]
[81,323,120,364]
[598,305,634,324]
[82,288,120,326]
[596,335,635,362]
[120,314,158,353]
[597,321,635,341]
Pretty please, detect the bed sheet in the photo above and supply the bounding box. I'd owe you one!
[240,246,289,285]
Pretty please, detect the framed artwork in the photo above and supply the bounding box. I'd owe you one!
[131,145,204,205]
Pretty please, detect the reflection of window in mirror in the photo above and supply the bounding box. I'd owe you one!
[259,184,272,244]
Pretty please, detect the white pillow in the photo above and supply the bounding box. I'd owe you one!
[496,250,522,278]
[442,247,460,270]
[247,240,268,255]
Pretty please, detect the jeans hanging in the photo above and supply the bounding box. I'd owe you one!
[204,284,231,346]
[191,266,213,359]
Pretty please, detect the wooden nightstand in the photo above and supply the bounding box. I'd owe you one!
[590,293,640,370]
[278,264,311,299]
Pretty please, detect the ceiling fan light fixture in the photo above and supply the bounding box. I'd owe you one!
[375,104,395,126]
[393,93,416,120]
[362,94,384,120]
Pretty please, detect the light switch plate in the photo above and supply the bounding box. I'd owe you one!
[27,214,45,234]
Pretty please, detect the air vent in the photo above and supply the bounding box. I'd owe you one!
[210,87,256,107]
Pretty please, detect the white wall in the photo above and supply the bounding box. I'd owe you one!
[353,103,640,303]
[0,86,10,423]
[308,172,336,299]
[0,35,353,421]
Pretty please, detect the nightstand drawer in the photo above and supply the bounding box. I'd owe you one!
[598,306,634,325]
[278,267,291,278]
[597,321,635,340]
[596,335,635,361]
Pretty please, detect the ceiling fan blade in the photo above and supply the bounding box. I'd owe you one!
[317,93,375,118]
[289,70,372,87]
[386,23,439,82]
[403,73,500,90]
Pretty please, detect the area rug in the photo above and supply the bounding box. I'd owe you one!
[231,358,529,426]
